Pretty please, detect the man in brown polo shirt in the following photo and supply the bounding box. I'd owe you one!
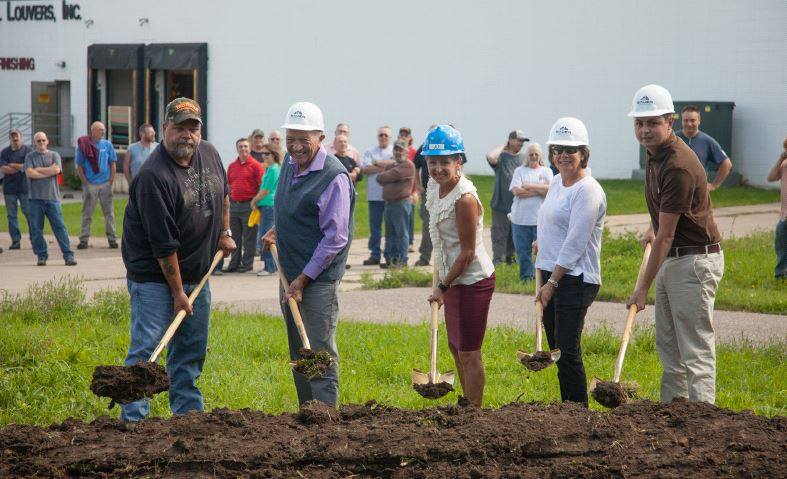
[626,84,724,404]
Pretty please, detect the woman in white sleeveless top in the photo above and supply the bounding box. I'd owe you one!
[424,125,495,408]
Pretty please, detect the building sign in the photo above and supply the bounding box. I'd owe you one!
[0,1,82,22]
[0,57,35,70]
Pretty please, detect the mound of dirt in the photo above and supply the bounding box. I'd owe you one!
[90,361,169,406]
[0,400,784,478]
[292,349,333,379]
[592,380,640,408]
[413,381,454,399]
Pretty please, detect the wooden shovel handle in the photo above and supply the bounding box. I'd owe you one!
[148,250,224,363]
[612,243,652,382]
[429,263,440,382]
[535,268,544,352]
[270,244,311,350]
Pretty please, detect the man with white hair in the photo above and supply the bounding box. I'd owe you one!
[263,102,355,407]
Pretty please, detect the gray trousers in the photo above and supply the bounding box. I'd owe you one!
[280,280,340,406]
[491,209,515,261]
[655,251,724,404]
[228,201,258,270]
[80,181,116,242]
[418,197,433,263]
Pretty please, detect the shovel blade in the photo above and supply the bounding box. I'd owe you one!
[412,368,430,385]
[412,368,455,386]
[589,376,601,392]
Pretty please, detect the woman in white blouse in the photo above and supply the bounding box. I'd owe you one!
[509,143,553,281]
[424,125,495,408]
[533,117,607,407]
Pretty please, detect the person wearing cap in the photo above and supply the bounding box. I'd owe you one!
[486,130,528,265]
[120,98,236,421]
[249,129,267,162]
[398,126,418,253]
[767,137,787,279]
[509,143,553,281]
[626,84,724,405]
[675,105,733,191]
[75,121,118,249]
[425,125,495,408]
[24,132,77,266]
[326,123,360,164]
[225,137,266,273]
[360,126,395,265]
[262,101,355,407]
[534,118,606,407]
[0,129,32,251]
[377,139,416,267]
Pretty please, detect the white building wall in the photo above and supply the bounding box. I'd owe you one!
[1,0,785,185]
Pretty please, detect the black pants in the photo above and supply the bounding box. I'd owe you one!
[228,201,258,270]
[540,270,599,406]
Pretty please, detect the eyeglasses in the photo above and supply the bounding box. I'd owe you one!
[35,139,47,143]
[261,152,273,156]
[549,145,579,155]
[378,133,389,137]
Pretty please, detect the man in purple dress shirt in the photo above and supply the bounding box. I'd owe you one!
[263,101,355,406]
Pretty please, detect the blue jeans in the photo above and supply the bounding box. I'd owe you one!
[367,200,385,260]
[408,201,415,246]
[776,219,787,278]
[384,200,411,264]
[27,199,74,261]
[259,205,277,273]
[121,279,211,421]
[4,193,30,244]
[512,224,538,281]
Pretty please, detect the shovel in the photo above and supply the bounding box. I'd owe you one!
[270,243,332,379]
[590,243,652,408]
[90,250,224,406]
[517,267,560,371]
[412,265,455,399]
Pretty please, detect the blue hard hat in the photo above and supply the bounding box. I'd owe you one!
[421,124,465,156]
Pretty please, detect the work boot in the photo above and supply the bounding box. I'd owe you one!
[65,258,78,266]
[237,265,253,273]
[414,258,430,267]
[9,242,20,250]
[77,241,89,250]
[37,258,46,266]
[362,257,380,266]
[108,239,119,249]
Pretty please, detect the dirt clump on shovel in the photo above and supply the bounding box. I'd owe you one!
[520,351,554,371]
[592,380,639,408]
[90,361,169,407]
[292,349,333,379]
[413,382,454,399]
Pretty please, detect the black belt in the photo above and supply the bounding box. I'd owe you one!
[667,243,721,258]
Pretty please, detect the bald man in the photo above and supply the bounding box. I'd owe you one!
[76,121,118,249]
[25,132,77,266]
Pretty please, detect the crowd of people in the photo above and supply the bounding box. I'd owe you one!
[0,83,785,419]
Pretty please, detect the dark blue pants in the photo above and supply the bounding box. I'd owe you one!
[776,219,787,278]
[512,224,538,281]
[384,199,411,264]
[259,205,277,273]
[367,200,385,260]
[4,193,30,244]
[27,199,74,261]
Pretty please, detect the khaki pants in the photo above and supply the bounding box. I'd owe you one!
[655,251,724,404]
[80,181,116,242]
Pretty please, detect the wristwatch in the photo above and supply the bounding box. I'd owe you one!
[438,282,449,292]
[221,229,232,238]
[547,278,559,288]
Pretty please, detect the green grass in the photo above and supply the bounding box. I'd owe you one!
[361,232,787,314]
[0,278,784,426]
[0,197,128,238]
[0,178,777,237]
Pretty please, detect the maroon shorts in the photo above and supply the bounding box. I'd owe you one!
[443,274,496,352]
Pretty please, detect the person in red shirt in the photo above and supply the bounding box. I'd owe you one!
[225,138,265,273]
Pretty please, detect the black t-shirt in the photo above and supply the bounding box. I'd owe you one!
[0,144,31,194]
[122,142,229,283]
[335,154,362,182]
[250,150,265,162]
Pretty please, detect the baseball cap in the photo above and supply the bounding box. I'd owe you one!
[509,129,529,141]
[9,128,22,136]
[393,139,409,150]
[164,98,202,124]
[250,128,265,138]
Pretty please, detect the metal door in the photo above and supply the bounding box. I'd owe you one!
[31,82,60,144]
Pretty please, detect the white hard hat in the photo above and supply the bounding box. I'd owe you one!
[547,117,589,147]
[281,101,324,131]
[627,84,675,117]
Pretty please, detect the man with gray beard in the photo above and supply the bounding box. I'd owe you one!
[120,98,236,421]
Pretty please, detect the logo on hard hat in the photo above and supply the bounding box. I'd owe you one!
[556,126,572,135]
[428,144,445,150]
[291,110,306,119]
[637,95,655,105]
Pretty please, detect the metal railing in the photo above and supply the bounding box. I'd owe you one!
[0,112,74,150]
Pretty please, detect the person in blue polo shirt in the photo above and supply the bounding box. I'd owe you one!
[0,129,32,251]
[76,121,118,249]
[675,105,733,191]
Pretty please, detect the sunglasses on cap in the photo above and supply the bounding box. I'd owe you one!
[549,145,580,155]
